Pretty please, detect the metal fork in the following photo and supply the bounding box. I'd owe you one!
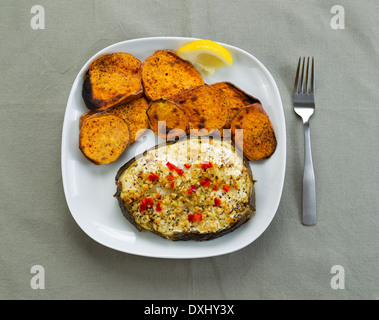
[293,57,316,226]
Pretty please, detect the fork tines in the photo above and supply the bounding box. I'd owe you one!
[294,57,315,96]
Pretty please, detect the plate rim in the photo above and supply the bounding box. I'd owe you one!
[61,36,286,259]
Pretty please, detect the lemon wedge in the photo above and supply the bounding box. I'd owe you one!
[177,39,233,77]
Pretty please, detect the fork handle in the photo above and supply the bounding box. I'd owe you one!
[302,121,316,225]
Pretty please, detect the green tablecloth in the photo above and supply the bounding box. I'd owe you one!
[0,0,378,299]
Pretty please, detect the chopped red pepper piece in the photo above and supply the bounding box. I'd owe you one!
[155,202,162,212]
[222,185,230,192]
[166,174,175,181]
[188,212,202,222]
[151,172,160,179]
[166,162,174,171]
[214,198,221,207]
[156,194,161,199]
[141,197,154,208]
[148,172,160,181]
[200,178,211,187]
[171,181,175,188]
[194,212,202,222]
[188,185,197,194]
[139,204,147,212]
[184,163,191,169]
[166,162,184,175]
[212,185,218,191]
[201,161,213,171]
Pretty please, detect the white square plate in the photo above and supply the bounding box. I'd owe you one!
[61,37,286,258]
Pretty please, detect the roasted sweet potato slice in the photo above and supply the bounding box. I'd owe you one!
[79,97,149,144]
[79,111,95,129]
[231,104,277,161]
[82,53,143,111]
[147,99,188,140]
[170,85,229,136]
[142,50,204,101]
[108,96,150,143]
[210,82,260,129]
[79,113,130,165]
